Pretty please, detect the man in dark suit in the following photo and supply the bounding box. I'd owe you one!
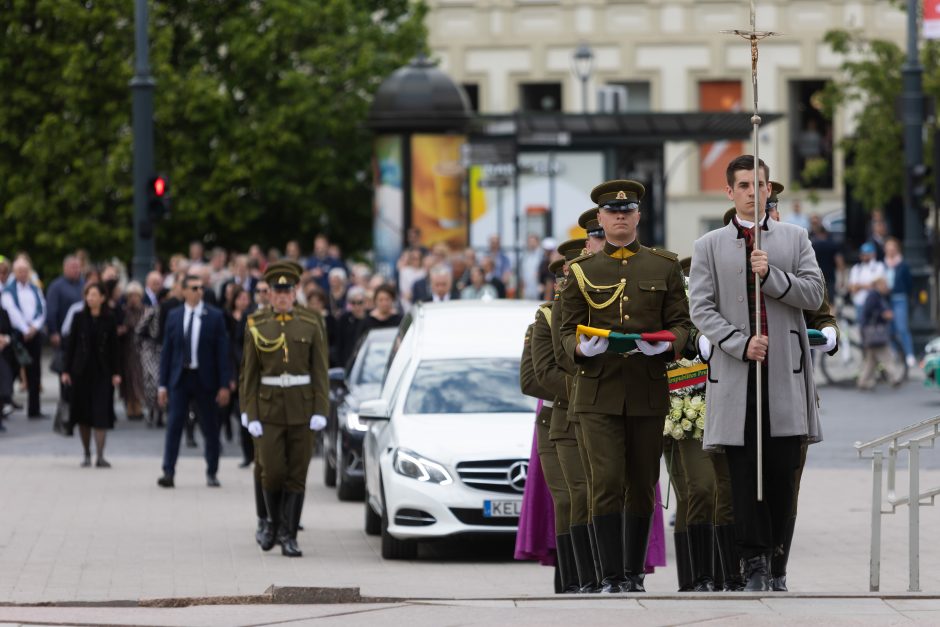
[419,265,461,303]
[157,274,232,488]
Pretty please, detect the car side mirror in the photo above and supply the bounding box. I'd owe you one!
[328,367,346,386]
[359,398,391,422]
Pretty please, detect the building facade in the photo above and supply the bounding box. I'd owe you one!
[427,0,907,256]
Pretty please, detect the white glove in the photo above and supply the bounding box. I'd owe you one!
[698,335,712,361]
[814,326,838,353]
[309,414,327,431]
[240,412,249,429]
[578,335,609,357]
[247,420,263,438]
[636,339,672,356]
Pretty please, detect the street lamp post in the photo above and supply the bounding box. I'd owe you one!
[131,0,156,282]
[571,43,594,113]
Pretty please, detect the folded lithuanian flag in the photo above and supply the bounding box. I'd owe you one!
[577,325,677,355]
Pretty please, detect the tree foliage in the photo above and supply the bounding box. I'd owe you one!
[0,0,427,280]
[821,21,940,211]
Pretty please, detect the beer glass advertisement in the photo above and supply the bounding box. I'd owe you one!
[373,135,404,274]
[411,134,468,249]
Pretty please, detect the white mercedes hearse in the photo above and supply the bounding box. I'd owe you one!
[360,300,538,559]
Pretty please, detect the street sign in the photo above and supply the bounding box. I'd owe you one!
[926,1,940,39]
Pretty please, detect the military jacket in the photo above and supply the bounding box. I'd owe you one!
[560,240,692,417]
[549,285,583,425]
[804,285,838,356]
[520,323,554,430]
[240,305,329,426]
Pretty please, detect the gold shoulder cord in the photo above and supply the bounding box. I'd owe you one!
[249,325,289,363]
[538,305,552,327]
[569,263,625,309]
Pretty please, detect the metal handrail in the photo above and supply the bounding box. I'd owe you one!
[855,414,940,592]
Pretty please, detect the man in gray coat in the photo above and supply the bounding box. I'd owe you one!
[689,155,824,591]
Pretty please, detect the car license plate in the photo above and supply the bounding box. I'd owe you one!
[483,499,521,518]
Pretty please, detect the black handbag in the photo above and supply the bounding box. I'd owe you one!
[861,322,890,348]
[49,348,65,374]
[53,383,73,436]
[11,335,32,367]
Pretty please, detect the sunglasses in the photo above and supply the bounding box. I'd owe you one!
[256,288,269,294]
[349,300,365,305]
[188,285,203,292]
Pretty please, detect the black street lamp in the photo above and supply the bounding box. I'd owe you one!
[571,43,594,113]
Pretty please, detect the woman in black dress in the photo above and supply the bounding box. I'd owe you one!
[61,283,121,467]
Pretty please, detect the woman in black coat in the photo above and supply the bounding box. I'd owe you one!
[61,283,121,468]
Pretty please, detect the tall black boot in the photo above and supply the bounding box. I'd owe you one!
[592,513,626,593]
[588,522,603,585]
[260,490,281,551]
[712,528,725,591]
[279,491,304,557]
[771,515,796,591]
[622,514,651,592]
[674,531,693,592]
[570,524,600,593]
[254,474,268,547]
[688,524,716,591]
[556,534,580,592]
[715,524,744,591]
[743,554,771,591]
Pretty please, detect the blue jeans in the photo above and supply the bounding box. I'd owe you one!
[162,370,221,477]
[890,294,915,358]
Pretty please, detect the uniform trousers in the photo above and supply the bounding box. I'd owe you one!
[579,413,663,517]
[663,438,688,532]
[162,370,220,477]
[678,438,716,525]
[257,423,313,492]
[724,365,801,559]
[536,419,570,534]
[551,405,590,527]
[710,452,735,526]
[573,423,593,518]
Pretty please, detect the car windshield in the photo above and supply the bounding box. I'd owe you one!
[403,358,536,415]
[357,340,392,385]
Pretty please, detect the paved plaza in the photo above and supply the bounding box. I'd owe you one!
[0,365,939,624]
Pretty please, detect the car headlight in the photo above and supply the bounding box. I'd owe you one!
[344,410,368,432]
[392,448,453,485]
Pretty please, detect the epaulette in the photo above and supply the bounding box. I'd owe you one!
[247,309,272,328]
[292,306,322,326]
[568,251,594,266]
[539,301,554,309]
[647,247,679,262]
[537,303,552,326]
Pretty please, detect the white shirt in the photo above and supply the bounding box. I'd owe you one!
[848,260,886,308]
[183,302,204,369]
[1,281,47,334]
[431,293,451,303]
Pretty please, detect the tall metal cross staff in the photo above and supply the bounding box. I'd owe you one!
[722,1,778,502]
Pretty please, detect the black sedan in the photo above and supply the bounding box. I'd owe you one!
[324,327,396,500]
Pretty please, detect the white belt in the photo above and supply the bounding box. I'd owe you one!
[261,374,311,388]
[543,400,554,408]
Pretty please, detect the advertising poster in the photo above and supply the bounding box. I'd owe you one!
[373,135,403,275]
[411,134,468,249]
[699,81,743,191]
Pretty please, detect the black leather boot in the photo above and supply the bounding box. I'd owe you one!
[622,514,651,592]
[592,513,626,593]
[743,554,771,591]
[712,528,725,591]
[279,491,304,557]
[259,490,281,551]
[688,524,716,592]
[674,531,693,592]
[771,515,796,591]
[556,534,580,592]
[715,524,745,591]
[570,524,600,593]
[254,474,268,547]
[588,522,603,585]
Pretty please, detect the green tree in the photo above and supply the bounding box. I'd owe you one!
[821,18,940,211]
[0,0,427,280]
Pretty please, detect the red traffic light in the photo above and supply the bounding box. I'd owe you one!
[153,177,166,197]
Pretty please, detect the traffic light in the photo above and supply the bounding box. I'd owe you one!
[911,163,929,201]
[147,174,170,218]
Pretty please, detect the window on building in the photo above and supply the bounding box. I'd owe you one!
[789,80,834,189]
[519,83,562,112]
[698,80,744,192]
[600,81,651,112]
[461,83,480,112]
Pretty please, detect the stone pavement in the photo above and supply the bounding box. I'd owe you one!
[0,361,939,624]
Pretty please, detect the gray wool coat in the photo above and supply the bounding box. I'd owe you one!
[689,218,825,450]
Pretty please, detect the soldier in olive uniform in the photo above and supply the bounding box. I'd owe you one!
[533,243,594,593]
[560,180,691,592]
[240,261,329,557]
[520,262,577,593]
